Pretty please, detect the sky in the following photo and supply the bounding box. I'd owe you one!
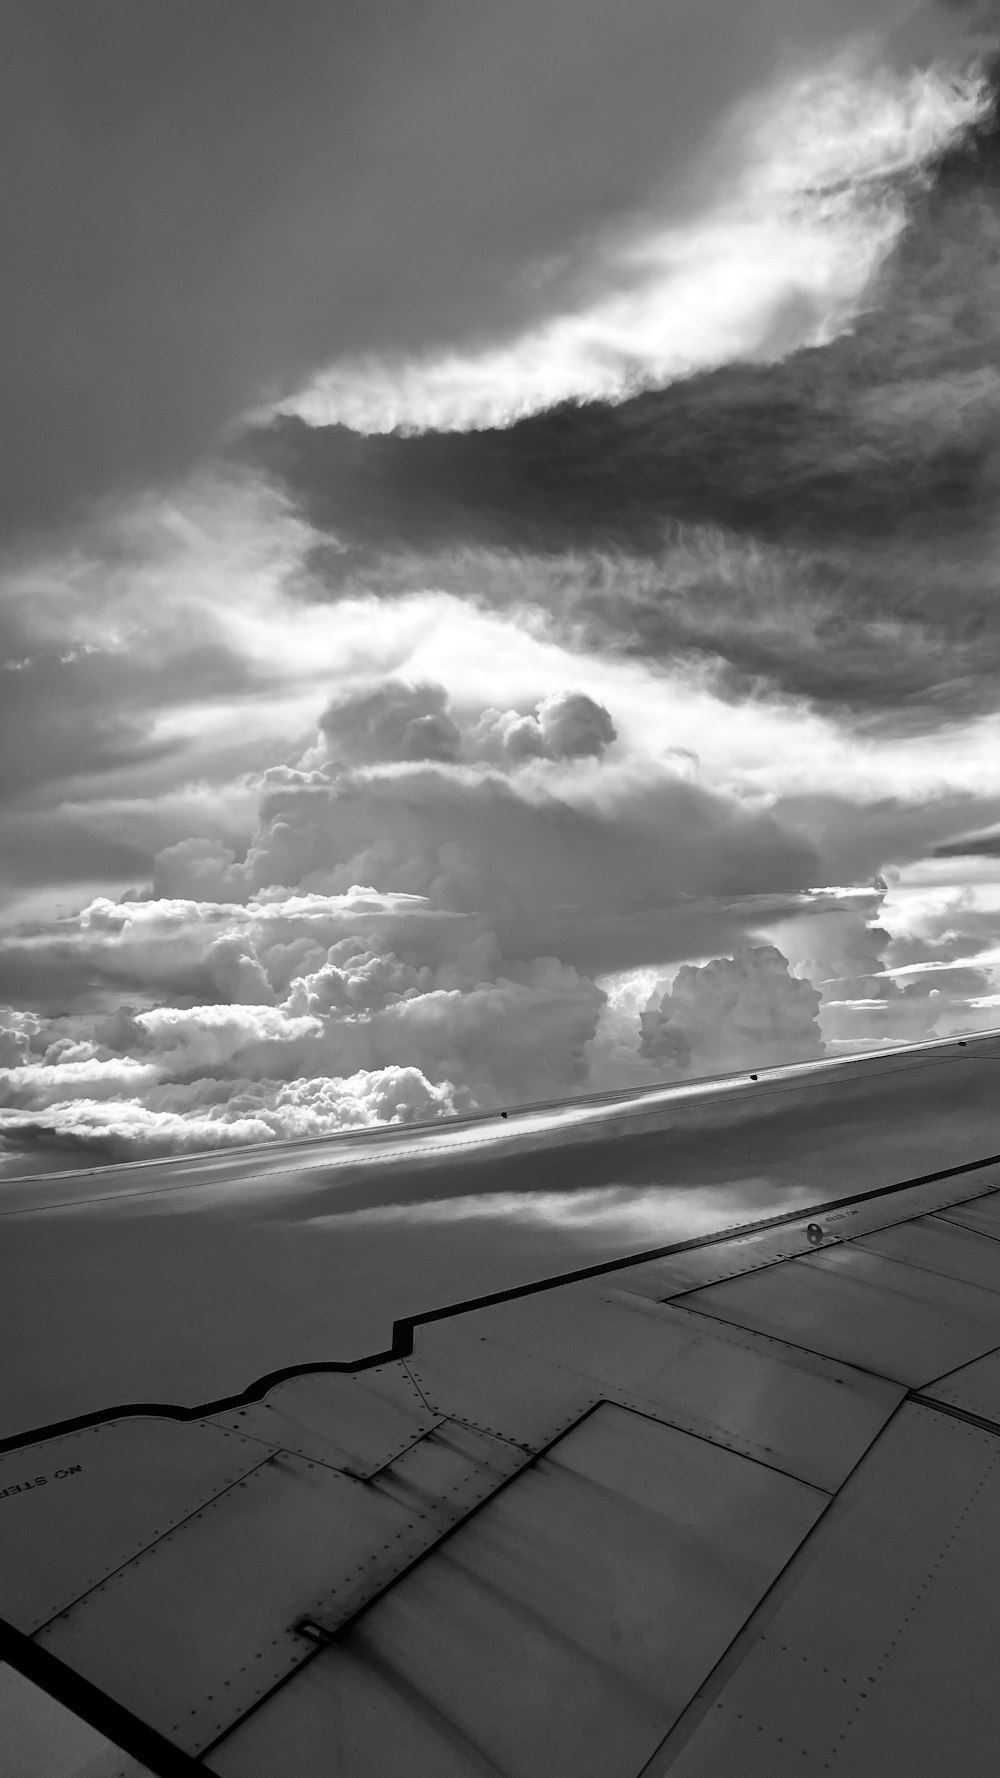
[4,0,1000,1171]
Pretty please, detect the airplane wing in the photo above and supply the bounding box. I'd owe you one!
[4,1030,1000,1776]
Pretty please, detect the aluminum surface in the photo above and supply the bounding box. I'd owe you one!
[5,1036,1000,1776]
[936,1193,1000,1240]
[410,1283,902,1491]
[855,1214,1000,1293]
[36,1425,523,1754]
[657,1402,1000,1777]
[210,1402,826,1778]
[677,1235,1000,1385]
[623,1167,1000,1299]
[406,1316,600,1453]
[3,1035,1000,1434]
[207,1365,439,1477]
[0,1418,265,1633]
[0,1661,154,1778]
[921,1345,1000,1418]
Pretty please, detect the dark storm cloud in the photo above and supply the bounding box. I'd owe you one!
[0,815,152,892]
[0,923,215,1013]
[0,0,908,540]
[248,84,1000,729]
[775,792,1000,882]
[252,74,1000,555]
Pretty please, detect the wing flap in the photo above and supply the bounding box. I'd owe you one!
[209,1403,827,1778]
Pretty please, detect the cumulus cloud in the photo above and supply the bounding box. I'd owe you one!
[0,648,830,1166]
[789,905,948,1048]
[0,720,627,1158]
[235,759,818,973]
[767,873,1000,1051]
[583,969,665,1094]
[0,905,604,1163]
[639,943,825,1076]
[318,681,462,765]
[0,1068,460,1166]
[5,458,1000,1167]
[0,943,600,1158]
[473,690,617,764]
[10,575,1000,1172]
[0,1008,41,1070]
[314,679,616,770]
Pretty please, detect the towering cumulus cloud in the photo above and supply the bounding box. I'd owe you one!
[639,946,825,1077]
[0,670,829,1168]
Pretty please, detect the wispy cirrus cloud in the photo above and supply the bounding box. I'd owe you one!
[271,53,989,434]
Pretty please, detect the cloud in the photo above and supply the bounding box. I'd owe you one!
[276,53,989,433]
[287,528,1000,733]
[0,471,321,901]
[251,80,1000,733]
[0,1067,460,1166]
[323,1182,775,1246]
[0,0,911,540]
[234,756,818,972]
[0,1007,40,1069]
[318,681,462,765]
[314,679,616,769]
[638,942,825,1075]
[0,905,605,1161]
[5,443,1000,1146]
[8,737,821,989]
[473,691,617,764]
[766,874,999,1048]
[8,556,1000,1168]
[934,823,1000,855]
[0,652,833,1163]
[3,784,993,1164]
[583,968,666,1093]
[5,14,1000,1169]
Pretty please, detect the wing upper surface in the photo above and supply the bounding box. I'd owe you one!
[5,1031,1000,1774]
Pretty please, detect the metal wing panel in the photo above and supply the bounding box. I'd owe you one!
[851,1214,1000,1292]
[209,1649,494,1778]
[918,1346,1000,1418]
[410,1284,903,1491]
[34,1426,526,1756]
[936,1195,1000,1240]
[210,1403,827,1778]
[621,1165,1000,1300]
[0,1419,267,1634]
[655,1403,1000,1778]
[205,1367,440,1478]
[0,1661,156,1778]
[675,1236,1000,1385]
